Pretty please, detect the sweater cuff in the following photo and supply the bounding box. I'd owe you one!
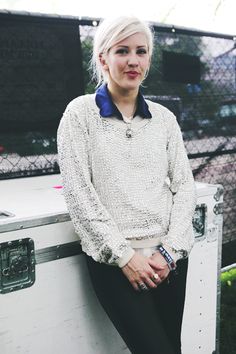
[161,244,182,263]
[117,247,135,268]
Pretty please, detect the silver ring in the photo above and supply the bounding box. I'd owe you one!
[138,283,148,291]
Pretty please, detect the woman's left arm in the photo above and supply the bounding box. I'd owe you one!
[161,113,197,263]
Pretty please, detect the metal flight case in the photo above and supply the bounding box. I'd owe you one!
[0,174,223,354]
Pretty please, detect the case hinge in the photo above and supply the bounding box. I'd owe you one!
[214,186,224,202]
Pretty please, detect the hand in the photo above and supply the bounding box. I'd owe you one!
[149,251,170,282]
[121,252,164,291]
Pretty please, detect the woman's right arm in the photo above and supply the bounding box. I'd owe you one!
[57,98,134,267]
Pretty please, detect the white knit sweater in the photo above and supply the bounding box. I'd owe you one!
[57,94,197,267]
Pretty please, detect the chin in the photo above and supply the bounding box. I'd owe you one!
[122,80,141,90]
[110,78,141,92]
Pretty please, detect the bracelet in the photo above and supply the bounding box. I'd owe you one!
[157,245,177,271]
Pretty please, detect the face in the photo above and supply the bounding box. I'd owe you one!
[100,32,150,93]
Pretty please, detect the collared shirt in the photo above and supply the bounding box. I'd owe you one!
[57,93,196,267]
[95,83,152,119]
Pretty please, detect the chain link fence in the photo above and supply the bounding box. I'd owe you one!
[0,12,235,243]
[80,20,236,244]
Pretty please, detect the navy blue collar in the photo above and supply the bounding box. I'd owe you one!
[95,84,152,120]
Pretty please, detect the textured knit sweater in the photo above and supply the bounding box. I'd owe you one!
[57,94,197,267]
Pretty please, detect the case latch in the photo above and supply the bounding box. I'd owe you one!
[193,204,207,241]
[0,238,35,294]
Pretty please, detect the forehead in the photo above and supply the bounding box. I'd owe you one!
[114,32,148,47]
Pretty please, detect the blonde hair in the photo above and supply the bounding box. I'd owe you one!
[91,16,154,86]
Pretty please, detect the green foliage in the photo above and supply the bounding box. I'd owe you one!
[81,37,96,94]
[220,270,236,354]
[221,268,236,284]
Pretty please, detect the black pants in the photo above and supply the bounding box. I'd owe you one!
[86,256,188,354]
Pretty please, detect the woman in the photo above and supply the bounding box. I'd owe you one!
[57,16,197,354]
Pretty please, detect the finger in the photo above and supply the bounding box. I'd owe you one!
[158,270,170,281]
[137,282,149,291]
[132,281,140,292]
[148,259,165,270]
[152,273,162,284]
[143,276,157,289]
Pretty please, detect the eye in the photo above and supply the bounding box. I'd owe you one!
[137,48,147,55]
[115,48,128,55]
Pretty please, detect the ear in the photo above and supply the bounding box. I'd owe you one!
[99,53,109,71]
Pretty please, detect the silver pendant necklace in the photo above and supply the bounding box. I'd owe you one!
[116,100,136,139]
[126,124,132,138]
[123,116,133,138]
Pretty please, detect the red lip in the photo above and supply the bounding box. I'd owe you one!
[125,71,140,78]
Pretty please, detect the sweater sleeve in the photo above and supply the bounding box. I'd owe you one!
[162,113,197,262]
[57,98,134,267]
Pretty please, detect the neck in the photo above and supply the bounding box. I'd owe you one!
[107,82,139,118]
[107,82,138,104]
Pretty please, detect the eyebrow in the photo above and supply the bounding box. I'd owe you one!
[116,45,148,48]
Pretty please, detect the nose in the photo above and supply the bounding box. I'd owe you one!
[127,52,139,66]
